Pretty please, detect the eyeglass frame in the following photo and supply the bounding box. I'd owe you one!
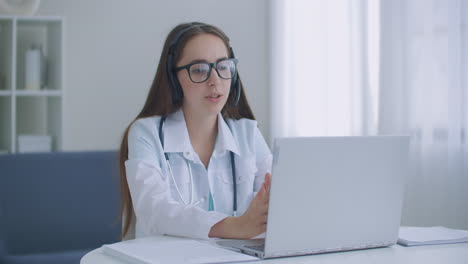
[174,58,238,83]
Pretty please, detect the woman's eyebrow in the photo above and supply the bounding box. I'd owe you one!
[187,59,207,64]
[187,57,229,64]
[216,56,229,62]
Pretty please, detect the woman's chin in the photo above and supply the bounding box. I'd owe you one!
[183,100,227,116]
[204,100,227,112]
[205,105,224,116]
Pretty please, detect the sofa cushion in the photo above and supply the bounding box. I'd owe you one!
[0,151,121,255]
[3,248,92,264]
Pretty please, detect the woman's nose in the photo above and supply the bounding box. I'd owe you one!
[206,68,221,86]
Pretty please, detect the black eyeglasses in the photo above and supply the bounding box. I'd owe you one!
[174,58,238,83]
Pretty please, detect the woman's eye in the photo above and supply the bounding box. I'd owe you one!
[191,66,208,75]
[218,60,235,71]
[218,62,233,72]
[218,65,228,71]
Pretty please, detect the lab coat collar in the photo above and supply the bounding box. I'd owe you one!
[163,109,240,160]
[163,109,195,160]
[213,113,240,158]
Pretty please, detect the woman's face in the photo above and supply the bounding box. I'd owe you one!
[176,33,231,117]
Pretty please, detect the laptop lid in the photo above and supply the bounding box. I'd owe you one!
[263,136,409,258]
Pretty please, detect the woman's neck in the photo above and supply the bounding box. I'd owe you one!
[182,107,218,168]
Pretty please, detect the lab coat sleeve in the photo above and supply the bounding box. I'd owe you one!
[252,125,273,192]
[126,119,228,240]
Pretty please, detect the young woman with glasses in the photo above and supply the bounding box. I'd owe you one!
[119,22,272,240]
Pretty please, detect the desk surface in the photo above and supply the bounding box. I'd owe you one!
[81,238,468,264]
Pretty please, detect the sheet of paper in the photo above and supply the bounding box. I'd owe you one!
[398,226,468,246]
[102,236,259,264]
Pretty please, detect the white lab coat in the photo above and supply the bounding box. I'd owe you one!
[125,109,272,240]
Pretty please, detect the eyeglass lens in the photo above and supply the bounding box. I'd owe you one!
[189,60,236,83]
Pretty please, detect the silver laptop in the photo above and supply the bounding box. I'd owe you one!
[217,136,409,259]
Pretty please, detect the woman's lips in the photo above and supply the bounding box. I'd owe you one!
[205,95,222,102]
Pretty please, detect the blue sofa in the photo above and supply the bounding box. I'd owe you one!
[0,151,122,264]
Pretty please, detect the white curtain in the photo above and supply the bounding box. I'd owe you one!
[270,0,468,229]
[380,0,468,229]
[270,0,378,140]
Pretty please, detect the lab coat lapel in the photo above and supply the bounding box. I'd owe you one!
[163,109,195,161]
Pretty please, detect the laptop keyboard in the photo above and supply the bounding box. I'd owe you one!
[245,244,265,252]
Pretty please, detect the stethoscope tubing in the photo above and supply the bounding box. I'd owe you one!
[158,116,237,216]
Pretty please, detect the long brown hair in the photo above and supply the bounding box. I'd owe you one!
[119,22,256,239]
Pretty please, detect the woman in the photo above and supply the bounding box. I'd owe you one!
[119,22,272,240]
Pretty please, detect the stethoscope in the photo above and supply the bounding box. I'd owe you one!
[158,116,238,216]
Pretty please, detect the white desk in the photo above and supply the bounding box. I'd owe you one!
[81,237,468,264]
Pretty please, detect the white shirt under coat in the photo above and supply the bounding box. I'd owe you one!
[125,109,272,240]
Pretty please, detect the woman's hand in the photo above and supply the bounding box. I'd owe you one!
[209,173,272,239]
[236,172,271,238]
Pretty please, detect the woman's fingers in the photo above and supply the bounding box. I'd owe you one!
[265,172,272,186]
[265,173,271,192]
[261,214,268,224]
[240,173,273,238]
[256,182,266,201]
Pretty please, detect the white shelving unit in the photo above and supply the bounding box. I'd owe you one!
[0,16,64,153]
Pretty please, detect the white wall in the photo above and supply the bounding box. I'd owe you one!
[36,0,270,151]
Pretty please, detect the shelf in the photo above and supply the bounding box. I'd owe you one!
[16,96,61,151]
[15,90,62,96]
[0,15,63,22]
[16,19,62,92]
[0,96,12,153]
[0,16,63,153]
[0,19,13,91]
[0,91,12,96]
